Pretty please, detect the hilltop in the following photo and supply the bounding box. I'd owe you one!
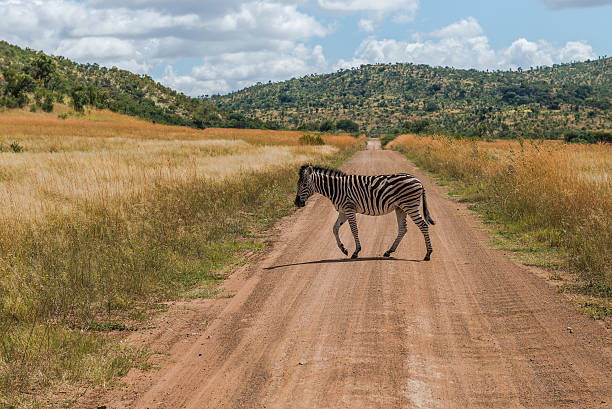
[0,41,270,129]
[212,58,612,138]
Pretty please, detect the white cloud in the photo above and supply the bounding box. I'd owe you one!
[558,41,596,61]
[358,19,375,32]
[430,16,483,39]
[336,17,596,71]
[318,0,419,31]
[318,0,418,12]
[162,44,328,96]
[540,0,612,9]
[501,38,555,68]
[0,0,332,95]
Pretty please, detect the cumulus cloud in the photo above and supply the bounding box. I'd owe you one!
[358,19,375,32]
[318,0,419,31]
[336,17,596,71]
[0,0,331,95]
[430,17,484,39]
[162,44,328,96]
[557,41,596,61]
[540,0,612,9]
[318,0,418,12]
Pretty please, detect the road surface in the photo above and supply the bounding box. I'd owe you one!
[84,139,611,409]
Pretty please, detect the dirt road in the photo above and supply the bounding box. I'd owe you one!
[87,140,611,408]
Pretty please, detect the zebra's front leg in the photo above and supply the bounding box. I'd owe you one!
[384,208,407,257]
[346,210,361,259]
[333,213,348,256]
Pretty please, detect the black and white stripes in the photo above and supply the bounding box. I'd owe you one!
[295,165,435,261]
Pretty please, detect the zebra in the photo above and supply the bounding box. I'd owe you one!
[294,165,435,260]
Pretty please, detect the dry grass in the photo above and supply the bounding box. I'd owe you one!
[389,135,612,285]
[0,109,360,223]
[0,108,363,407]
[0,108,360,147]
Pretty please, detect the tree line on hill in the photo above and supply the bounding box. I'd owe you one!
[212,58,612,142]
[0,41,272,130]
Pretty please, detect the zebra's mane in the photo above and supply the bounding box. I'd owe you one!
[301,164,346,177]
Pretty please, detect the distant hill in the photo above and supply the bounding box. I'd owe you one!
[0,41,271,129]
[212,58,612,139]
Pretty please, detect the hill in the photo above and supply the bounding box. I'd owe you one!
[212,58,612,139]
[0,41,271,129]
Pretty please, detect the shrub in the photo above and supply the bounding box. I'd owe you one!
[564,130,612,144]
[299,134,325,145]
[41,95,54,112]
[336,119,359,132]
[319,120,335,132]
[9,142,23,153]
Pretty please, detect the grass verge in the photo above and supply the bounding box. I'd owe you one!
[0,137,362,408]
[388,134,611,320]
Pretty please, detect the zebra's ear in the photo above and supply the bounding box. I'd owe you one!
[301,164,313,177]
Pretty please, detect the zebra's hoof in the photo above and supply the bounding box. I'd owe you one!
[424,253,431,261]
[351,253,359,259]
[340,247,348,255]
[383,251,391,257]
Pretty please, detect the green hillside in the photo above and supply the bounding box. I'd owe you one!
[0,41,271,129]
[212,59,612,139]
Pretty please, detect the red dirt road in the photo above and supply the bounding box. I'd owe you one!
[84,140,611,408]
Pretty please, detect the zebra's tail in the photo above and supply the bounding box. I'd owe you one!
[422,188,435,225]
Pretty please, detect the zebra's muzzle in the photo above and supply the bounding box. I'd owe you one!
[294,196,305,207]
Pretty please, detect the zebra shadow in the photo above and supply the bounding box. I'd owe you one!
[264,256,422,270]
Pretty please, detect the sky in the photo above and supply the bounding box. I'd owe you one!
[1,0,611,96]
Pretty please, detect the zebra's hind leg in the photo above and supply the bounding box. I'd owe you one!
[407,208,433,261]
[346,210,361,259]
[384,208,407,257]
[333,213,348,256]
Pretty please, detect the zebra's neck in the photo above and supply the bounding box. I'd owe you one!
[312,170,345,200]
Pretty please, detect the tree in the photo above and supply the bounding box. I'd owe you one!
[319,120,335,132]
[1,67,35,107]
[336,119,359,132]
[402,119,430,134]
[27,54,56,86]
[41,93,54,112]
[71,86,88,112]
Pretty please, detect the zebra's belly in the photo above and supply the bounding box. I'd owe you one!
[355,204,395,216]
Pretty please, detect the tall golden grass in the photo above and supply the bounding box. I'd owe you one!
[0,109,363,407]
[0,109,360,147]
[389,135,612,284]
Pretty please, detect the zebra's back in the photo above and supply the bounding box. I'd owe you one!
[345,173,423,216]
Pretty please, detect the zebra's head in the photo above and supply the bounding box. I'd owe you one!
[295,164,315,207]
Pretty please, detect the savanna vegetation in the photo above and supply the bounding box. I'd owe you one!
[0,41,272,129]
[0,107,364,408]
[388,135,612,312]
[213,58,612,138]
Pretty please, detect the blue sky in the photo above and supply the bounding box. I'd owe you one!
[1,0,610,96]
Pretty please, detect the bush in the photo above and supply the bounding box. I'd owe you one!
[336,119,359,133]
[299,134,325,145]
[402,119,430,134]
[10,142,23,153]
[41,95,54,112]
[564,130,612,144]
[380,133,397,147]
[297,122,320,131]
[319,120,335,132]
